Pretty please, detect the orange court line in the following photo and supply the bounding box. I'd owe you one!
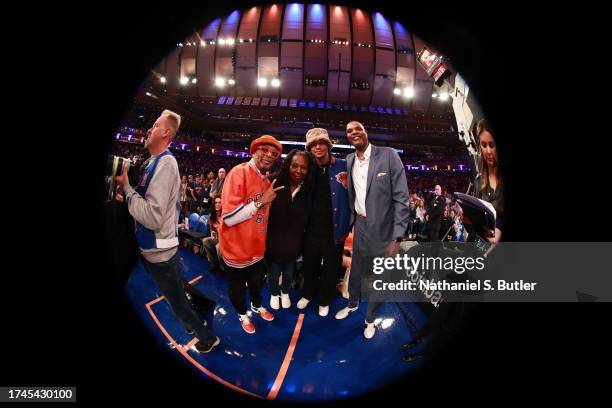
[146,274,204,306]
[188,275,204,285]
[185,337,199,349]
[145,300,263,399]
[267,313,305,400]
[145,272,306,400]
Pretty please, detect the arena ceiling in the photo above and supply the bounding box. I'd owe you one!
[137,3,461,148]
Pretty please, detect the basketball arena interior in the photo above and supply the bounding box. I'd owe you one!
[105,2,489,403]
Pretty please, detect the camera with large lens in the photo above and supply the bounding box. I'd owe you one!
[107,154,143,178]
[104,155,144,202]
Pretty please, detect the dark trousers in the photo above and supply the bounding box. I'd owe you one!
[415,302,466,355]
[428,220,441,242]
[225,260,265,315]
[302,237,344,307]
[266,259,296,296]
[144,252,216,343]
[406,219,417,236]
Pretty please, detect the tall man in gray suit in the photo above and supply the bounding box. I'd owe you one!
[335,121,410,339]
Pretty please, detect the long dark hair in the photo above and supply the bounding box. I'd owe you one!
[209,197,222,224]
[272,149,314,193]
[476,118,504,211]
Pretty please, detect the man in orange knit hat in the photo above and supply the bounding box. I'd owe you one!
[218,134,285,334]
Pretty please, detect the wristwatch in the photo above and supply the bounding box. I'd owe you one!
[254,200,265,209]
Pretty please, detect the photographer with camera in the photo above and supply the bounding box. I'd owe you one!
[114,109,220,353]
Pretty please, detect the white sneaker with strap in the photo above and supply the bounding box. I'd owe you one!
[364,321,376,339]
[335,306,358,320]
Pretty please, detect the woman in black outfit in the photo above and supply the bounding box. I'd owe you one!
[474,118,504,245]
[203,197,223,274]
[402,119,504,363]
[265,149,313,310]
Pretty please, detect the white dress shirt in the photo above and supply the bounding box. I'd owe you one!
[352,143,371,217]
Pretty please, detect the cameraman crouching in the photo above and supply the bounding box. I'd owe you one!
[114,109,220,353]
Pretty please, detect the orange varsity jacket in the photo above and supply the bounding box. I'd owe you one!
[218,160,271,268]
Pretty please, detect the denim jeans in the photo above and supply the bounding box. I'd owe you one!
[265,259,296,296]
[143,252,216,343]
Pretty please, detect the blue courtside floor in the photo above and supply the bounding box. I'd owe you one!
[125,248,429,402]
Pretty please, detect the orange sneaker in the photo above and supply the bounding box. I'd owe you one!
[239,315,256,334]
[250,304,275,321]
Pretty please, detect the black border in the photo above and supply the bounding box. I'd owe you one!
[8,1,610,404]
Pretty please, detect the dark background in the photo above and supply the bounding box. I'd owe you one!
[3,1,609,404]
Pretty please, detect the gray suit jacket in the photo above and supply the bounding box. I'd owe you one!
[347,144,410,244]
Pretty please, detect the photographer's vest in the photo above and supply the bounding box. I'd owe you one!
[135,150,180,250]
